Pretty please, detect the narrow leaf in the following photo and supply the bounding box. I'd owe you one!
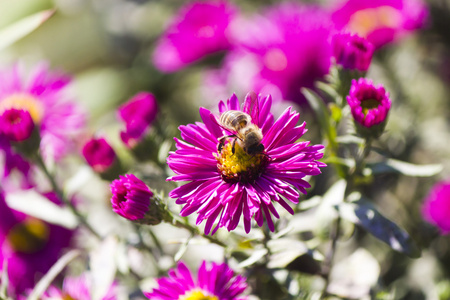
[0,10,55,50]
[338,198,421,258]
[27,250,81,300]
[369,159,442,177]
[238,249,268,268]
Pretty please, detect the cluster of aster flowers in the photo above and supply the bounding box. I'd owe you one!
[152,0,427,104]
[0,0,442,298]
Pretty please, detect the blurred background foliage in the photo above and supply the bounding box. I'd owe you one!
[2,0,450,299]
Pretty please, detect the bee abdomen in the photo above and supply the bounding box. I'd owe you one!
[220,110,251,131]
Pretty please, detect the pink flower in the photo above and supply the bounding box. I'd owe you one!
[0,191,73,296]
[422,181,450,234]
[144,261,248,300]
[167,93,325,234]
[152,0,238,72]
[347,78,391,137]
[0,108,35,142]
[42,273,118,300]
[331,32,374,71]
[0,63,85,160]
[117,92,158,148]
[82,137,116,173]
[218,3,333,104]
[110,174,153,221]
[331,0,428,49]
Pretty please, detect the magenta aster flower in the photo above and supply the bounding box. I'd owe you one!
[144,260,248,300]
[167,93,325,234]
[0,191,73,296]
[152,0,238,73]
[220,3,332,104]
[422,181,450,234]
[0,108,35,142]
[347,78,391,137]
[110,174,153,221]
[118,92,158,148]
[331,32,374,71]
[0,63,85,160]
[40,273,118,300]
[331,0,428,49]
[82,137,116,173]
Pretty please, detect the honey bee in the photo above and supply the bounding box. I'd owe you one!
[218,110,264,155]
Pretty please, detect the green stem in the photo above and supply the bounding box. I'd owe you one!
[35,153,102,240]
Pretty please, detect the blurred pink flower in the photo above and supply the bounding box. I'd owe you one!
[331,0,428,49]
[331,32,374,71]
[152,0,238,72]
[82,137,116,173]
[0,63,85,160]
[0,109,35,142]
[218,3,333,104]
[117,92,158,148]
[0,191,73,296]
[422,181,450,234]
[42,273,118,300]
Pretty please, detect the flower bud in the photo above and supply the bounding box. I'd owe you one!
[117,92,158,148]
[110,174,166,225]
[332,32,374,72]
[82,137,116,173]
[0,109,35,142]
[347,78,391,138]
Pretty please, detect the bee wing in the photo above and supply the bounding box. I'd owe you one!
[210,113,238,136]
[242,91,260,127]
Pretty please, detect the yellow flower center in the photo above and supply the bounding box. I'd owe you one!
[347,6,402,37]
[7,218,50,254]
[361,98,380,117]
[0,93,44,124]
[216,141,268,184]
[62,293,76,300]
[179,289,218,300]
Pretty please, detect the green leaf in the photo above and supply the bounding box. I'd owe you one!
[302,88,338,152]
[337,197,421,258]
[368,159,442,177]
[0,9,55,50]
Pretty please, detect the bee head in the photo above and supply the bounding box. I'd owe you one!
[245,143,264,155]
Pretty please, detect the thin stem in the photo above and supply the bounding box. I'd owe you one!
[321,137,373,298]
[35,153,102,240]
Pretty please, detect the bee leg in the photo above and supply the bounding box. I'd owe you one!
[217,135,236,152]
[231,138,237,155]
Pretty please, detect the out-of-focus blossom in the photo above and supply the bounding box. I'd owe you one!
[82,137,116,173]
[422,181,450,234]
[167,93,325,234]
[152,0,238,73]
[0,136,33,191]
[332,32,374,71]
[0,191,73,296]
[331,0,428,49]
[42,273,118,300]
[118,92,158,148]
[144,260,248,300]
[0,109,35,142]
[347,78,391,138]
[0,63,85,160]
[219,3,332,104]
[110,174,153,221]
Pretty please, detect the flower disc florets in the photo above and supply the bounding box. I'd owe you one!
[167,92,325,234]
[216,142,269,184]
